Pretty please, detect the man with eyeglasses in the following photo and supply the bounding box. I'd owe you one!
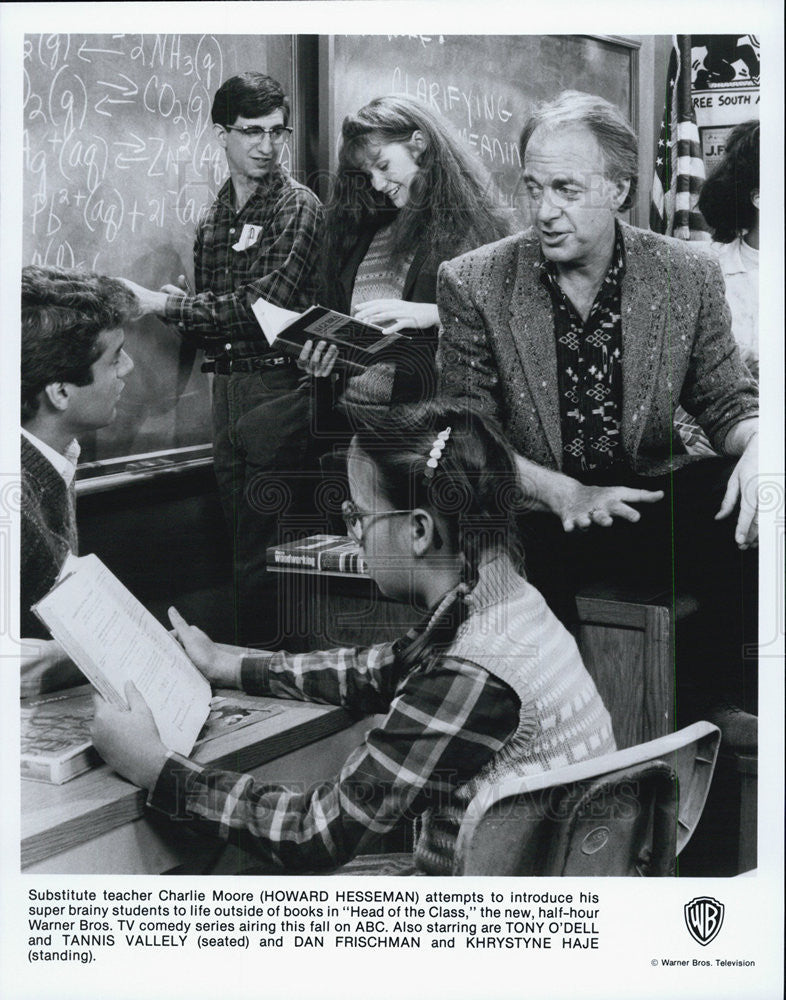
[119,72,323,645]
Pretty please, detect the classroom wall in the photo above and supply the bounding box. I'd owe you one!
[322,34,646,225]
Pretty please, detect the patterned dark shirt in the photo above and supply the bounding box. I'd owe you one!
[539,225,626,475]
[163,167,323,358]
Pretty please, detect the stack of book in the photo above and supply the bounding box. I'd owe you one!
[21,686,100,784]
[266,535,368,578]
[20,686,285,785]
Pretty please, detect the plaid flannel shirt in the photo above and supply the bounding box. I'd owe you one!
[148,606,519,873]
[164,168,323,358]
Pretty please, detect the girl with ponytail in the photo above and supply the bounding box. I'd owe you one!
[91,401,614,875]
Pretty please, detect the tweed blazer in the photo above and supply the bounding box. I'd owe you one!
[436,222,758,476]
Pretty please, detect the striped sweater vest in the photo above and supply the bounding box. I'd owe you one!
[413,563,616,875]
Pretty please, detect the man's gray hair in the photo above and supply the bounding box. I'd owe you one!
[519,91,638,211]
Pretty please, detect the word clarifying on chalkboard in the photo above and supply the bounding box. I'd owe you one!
[332,35,635,227]
[22,33,289,466]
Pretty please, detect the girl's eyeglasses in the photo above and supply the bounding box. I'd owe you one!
[341,500,411,544]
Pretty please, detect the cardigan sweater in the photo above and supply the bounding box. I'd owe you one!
[20,434,78,638]
[314,217,442,428]
[332,211,439,315]
[437,222,759,476]
[413,557,615,874]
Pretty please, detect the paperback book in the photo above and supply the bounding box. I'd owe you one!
[20,685,99,784]
[32,553,212,756]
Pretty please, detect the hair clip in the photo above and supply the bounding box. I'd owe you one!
[423,426,452,480]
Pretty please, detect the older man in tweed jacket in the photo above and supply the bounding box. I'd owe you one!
[437,92,758,746]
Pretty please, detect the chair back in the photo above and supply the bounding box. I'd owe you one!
[454,722,720,876]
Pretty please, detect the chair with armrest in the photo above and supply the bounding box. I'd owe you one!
[454,721,721,876]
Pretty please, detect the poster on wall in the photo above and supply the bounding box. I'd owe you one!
[691,34,760,171]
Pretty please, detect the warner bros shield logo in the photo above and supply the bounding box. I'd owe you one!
[684,897,725,946]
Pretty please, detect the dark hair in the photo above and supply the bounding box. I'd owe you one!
[21,265,138,422]
[211,72,289,129]
[519,91,639,212]
[350,399,526,587]
[698,120,759,243]
[322,95,510,302]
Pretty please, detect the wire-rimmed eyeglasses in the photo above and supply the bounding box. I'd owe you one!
[341,500,412,544]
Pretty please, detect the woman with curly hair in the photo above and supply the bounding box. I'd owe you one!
[303,94,511,411]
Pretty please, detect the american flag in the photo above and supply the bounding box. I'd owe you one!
[650,35,710,241]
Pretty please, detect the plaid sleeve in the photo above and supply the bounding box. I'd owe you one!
[192,217,205,288]
[239,642,404,716]
[673,404,717,457]
[147,658,519,872]
[163,191,324,343]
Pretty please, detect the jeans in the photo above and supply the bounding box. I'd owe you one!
[211,368,322,646]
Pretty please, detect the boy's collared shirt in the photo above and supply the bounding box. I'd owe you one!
[21,427,80,486]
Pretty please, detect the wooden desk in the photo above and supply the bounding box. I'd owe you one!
[22,696,370,874]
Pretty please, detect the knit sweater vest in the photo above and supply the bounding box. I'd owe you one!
[413,557,616,875]
[20,435,78,638]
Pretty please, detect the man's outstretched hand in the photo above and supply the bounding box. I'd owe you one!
[552,481,665,532]
[716,432,758,549]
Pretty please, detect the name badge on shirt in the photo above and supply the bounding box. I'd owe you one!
[233,224,263,252]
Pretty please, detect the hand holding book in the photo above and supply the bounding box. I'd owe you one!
[91,608,274,791]
[167,606,245,688]
[297,338,339,379]
[33,554,211,756]
[351,298,440,333]
[90,681,169,790]
[251,299,412,374]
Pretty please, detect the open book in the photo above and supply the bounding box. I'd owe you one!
[252,299,412,372]
[32,554,211,756]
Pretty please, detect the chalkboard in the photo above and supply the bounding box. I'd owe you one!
[328,35,638,226]
[22,33,295,469]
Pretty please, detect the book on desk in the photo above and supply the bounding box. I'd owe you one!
[21,686,100,784]
[21,684,286,785]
